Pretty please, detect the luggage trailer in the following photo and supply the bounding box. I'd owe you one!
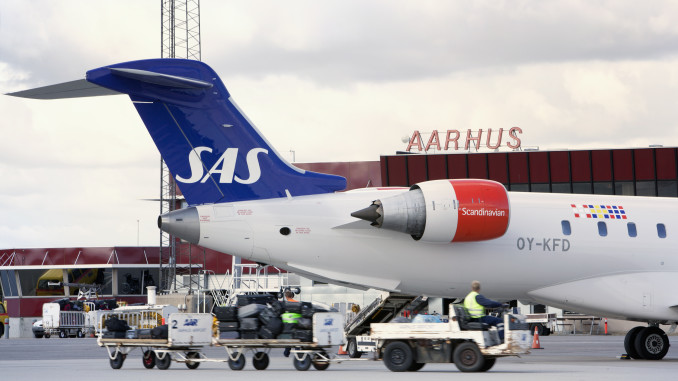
[98,312,346,371]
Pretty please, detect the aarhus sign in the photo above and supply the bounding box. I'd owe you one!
[406,127,523,152]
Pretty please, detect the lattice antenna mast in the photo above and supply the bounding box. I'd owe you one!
[159,0,201,293]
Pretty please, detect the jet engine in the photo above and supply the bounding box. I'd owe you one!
[351,179,510,242]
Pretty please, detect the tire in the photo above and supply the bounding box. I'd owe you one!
[0,324,4,338]
[453,342,485,372]
[156,353,172,370]
[293,355,312,371]
[480,357,496,372]
[59,330,67,339]
[407,362,425,371]
[347,338,363,358]
[312,351,330,371]
[624,326,645,359]
[228,352,246,370]
[634,327,670,360]
[109,352,126,369]
[185,352,200,369]
[45,333,50,339]
[76,330,85,338]
[142,350,156,369]
[34,333,44,339]
[382,341,414,372]
[252,352,270,370]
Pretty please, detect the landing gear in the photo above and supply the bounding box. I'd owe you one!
[624,326,670,360]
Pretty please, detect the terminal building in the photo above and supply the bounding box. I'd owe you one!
[2,146,675,337]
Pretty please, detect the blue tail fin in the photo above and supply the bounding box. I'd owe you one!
[85,59,346,205]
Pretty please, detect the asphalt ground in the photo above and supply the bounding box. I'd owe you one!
[1,335,677,381]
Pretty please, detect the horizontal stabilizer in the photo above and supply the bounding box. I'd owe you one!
[109,68,213,89]
[6,79,120,99]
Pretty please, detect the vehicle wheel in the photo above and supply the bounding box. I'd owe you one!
[383,341,414,372]
[76,330,85,338]
[312,351,330,370]
[407,362,425,371]
[293,354,312,371]
[347,338,363,358]
[624,326,645,359]
[185,351,200,369]
[0,324,4,337]
[480,357,496,372]
[252,352,270,370]
[45,333,50,339]
[142,350,156,369]
[453,342,485,372]
[228,352,246,370]
[109,352,126,369]
[34,333,44,339]
[156,353,172,370]
[634,327,670,360]
[59,330,67,338]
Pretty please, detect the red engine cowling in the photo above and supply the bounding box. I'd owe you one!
[351,179,510,242]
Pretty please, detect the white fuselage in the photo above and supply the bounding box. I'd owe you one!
[192,188,678,323]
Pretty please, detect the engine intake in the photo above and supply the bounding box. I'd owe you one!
[351,179,510,242]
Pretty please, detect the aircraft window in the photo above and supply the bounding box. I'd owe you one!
[627,222,637,237]
[561,220,571,235]
[597,221,607,237]
[657,223,667,238]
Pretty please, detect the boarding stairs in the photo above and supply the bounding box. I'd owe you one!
[344,293,428,337]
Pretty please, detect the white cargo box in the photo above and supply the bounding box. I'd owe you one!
[313,312,345,346]
[168,313,213,346]
[42,303,61,329]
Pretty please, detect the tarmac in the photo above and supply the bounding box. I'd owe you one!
[1,335,677,381]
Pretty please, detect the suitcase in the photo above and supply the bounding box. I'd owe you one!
[301,302,314,318]
[214,306,238,322]
[269,300,284,315]
[240,330,259,339]
[151,324,168,339]
[238,303,265,318]
[293,329,313,342]
[258,307,279,325]
[220,331,240,339]
[297,318,312,330]
[219,321,239,332]
[258,326,276,339]
[138,328,153,339]
[282,323,296,333]
[276,333,293,339]
[102,331,117,339]
[239,317,260,331]
[237,294,277,306]
[125,330,138,339]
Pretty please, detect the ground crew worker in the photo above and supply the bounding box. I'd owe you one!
[464,280,506,341]
[282,290,300,357]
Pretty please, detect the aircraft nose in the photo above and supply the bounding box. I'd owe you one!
[158,207,200,244]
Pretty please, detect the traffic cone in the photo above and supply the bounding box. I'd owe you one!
[532,326,543,349]
[338,344,348,355]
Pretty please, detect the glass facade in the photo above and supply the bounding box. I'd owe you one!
[383,148,678,197]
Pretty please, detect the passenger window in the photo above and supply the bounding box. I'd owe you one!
[627,222,637,237]
[657,223,667,238]
[561,220,571,235]
[597,221,607,237]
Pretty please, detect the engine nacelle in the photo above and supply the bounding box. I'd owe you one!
[351,179,510,242]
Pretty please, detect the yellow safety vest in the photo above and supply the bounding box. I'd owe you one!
[464,291,485,318]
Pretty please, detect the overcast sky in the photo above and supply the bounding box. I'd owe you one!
[2,0,678,249]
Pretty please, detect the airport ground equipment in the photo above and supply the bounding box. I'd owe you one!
[369,304,531,372]
[97,312,345,370]
[343,293,427,358]
[42,302,98,338]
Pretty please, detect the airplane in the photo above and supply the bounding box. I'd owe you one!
[9,58,678,360]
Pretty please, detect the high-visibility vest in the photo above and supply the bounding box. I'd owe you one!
[281,312,301,324]
[464,291,485,318]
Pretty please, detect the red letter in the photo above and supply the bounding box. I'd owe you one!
[485,128,504,150]
[425,130,442,152]
[407,131,423,152]
[464,129,483,151]
[444,130,460,150]
[507,127,522,149]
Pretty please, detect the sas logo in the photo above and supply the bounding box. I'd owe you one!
[183,318,198,326]
[324,318,334,326]
[571,204,627,220]
[176,147,269,185]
